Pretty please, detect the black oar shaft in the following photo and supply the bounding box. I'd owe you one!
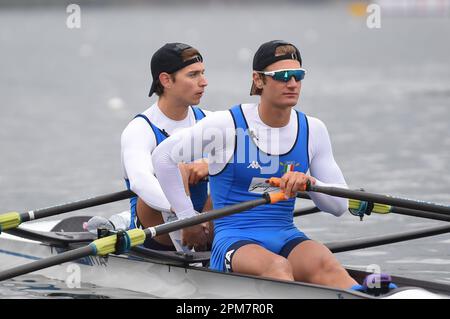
[327,224,450,253]
[20,190,136,222]
[308,184,450,216]
[147,197,269,237]
[293,206,321,217]
[296,190,450,222]
[0,245,94,282]
[391,206,450,222]
[0,194,279,282]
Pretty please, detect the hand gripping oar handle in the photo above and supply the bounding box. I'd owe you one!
[267,177,309,191]
[0,192,286,281]
[268,177,450,216]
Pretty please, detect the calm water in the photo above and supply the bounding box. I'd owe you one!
[1,2,449,298]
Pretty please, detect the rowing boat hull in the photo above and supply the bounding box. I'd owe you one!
[0,230,369,299]
[0,221,446,299]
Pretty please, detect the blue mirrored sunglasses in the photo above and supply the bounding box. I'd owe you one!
[258,68,306,82]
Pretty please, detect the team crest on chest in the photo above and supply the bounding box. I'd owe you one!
[280,161,300,173]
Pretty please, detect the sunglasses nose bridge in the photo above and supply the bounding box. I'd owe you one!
[286,75,299,85]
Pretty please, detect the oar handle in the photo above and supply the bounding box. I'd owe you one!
[267,177,311,191]
[266,192,287,203]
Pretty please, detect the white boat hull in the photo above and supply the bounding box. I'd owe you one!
[0,222,447,299]
[0,231,366,299]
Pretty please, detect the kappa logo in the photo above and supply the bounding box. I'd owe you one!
[247,161,262,170]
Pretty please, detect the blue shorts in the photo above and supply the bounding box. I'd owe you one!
[209,226,310,272]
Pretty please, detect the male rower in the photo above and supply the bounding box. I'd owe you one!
[152,40,360,289]
[101,43,212,252]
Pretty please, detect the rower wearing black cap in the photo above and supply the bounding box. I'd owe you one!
[152,40,362,289]
[120,42,212,252]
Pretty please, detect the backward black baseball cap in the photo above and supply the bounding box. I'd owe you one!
[250,40,302,95]
[148,42,203,97]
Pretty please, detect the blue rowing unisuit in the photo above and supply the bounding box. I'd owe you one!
[209,104,310,272]
[125,106,208,229]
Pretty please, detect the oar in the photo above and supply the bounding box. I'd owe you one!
[0,192,286,282]
[326,224,450,253]
[308,183,450,216]
[296,192,450,222]
[0,190,136,233]
[293,206,321,217]
[348,199,450,222]
[268,178,450,216]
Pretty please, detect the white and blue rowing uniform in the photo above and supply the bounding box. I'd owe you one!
[125,106,208,230]
[209,104,311,272]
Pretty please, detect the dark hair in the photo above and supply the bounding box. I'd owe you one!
[154,48,202,97]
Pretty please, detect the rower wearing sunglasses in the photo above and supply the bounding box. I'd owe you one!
[152,40,359,289]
